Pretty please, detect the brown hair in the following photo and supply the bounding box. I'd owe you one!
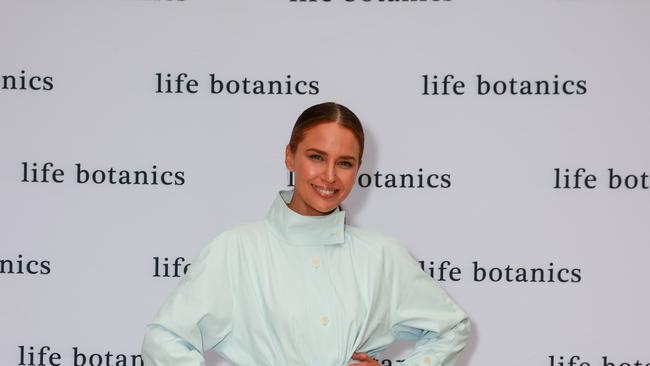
[288,102,365,164]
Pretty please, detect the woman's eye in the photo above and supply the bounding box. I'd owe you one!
[309,154,323,161]
[338,161,353,168]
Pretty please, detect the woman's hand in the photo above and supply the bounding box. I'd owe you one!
[349,352,381,365]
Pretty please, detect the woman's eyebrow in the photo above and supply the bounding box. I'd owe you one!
[306,148,357,162]
[306,148,328,155]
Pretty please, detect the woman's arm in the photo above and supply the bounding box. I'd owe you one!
[142,237,234,366]
[388,244,471,366]
[142,324,211,366]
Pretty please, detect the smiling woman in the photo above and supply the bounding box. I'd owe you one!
[142,102,470,366]
[285,103,363,216]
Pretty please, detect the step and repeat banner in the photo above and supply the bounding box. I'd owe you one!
[2,1,649,366]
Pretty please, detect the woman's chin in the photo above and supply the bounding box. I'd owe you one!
[306,199,339,215]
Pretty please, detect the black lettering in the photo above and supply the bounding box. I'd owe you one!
[562,80,575,95]
[0,259,13,273]
[426,174,440,188]
[43,76,54,90]
[571,268,581,282]
[308,80,319,94]
[226,80,240,94]
[284,75,293,95]
[134,170,147,185]
[41,261,51,274]
[160,171,173,185]
[175,171,185,185]
[268,80,282,95]
[76,164,89,183]
[29,76,42,90]
[399,173,414,188]
[295,80,307,95]
[92,170,106,184]
[358,173,371,188]
[441,173,451,188]
[2,74,16,89]
[26,260,40,274]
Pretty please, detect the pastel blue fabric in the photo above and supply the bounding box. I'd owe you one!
[142,190,470,366]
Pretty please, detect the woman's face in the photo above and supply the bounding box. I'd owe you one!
[285,121,361,216]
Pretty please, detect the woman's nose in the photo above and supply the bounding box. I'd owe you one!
[321,163,337,183]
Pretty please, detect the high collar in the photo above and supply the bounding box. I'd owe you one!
[266,190,346,246]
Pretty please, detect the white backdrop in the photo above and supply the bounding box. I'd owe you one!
[2,1,649,366]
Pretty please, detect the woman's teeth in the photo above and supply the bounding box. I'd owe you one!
[312,184,337,197]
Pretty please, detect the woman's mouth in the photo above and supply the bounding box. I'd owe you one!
[311,184,339,199]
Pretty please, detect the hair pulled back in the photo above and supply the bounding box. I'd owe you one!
[288,102,365,164]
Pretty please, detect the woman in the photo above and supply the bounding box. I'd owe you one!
[142,102,470,366]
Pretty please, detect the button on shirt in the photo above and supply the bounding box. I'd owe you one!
[142,190,470,366]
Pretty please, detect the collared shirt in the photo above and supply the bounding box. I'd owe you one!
[142,190,470,366]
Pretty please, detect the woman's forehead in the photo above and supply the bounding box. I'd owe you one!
[299,123,361,155]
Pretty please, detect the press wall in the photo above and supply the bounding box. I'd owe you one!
[2,1,649,366]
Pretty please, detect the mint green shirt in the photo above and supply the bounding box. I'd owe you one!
[142,190,470,366]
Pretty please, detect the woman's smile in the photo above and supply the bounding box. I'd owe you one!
[311,183,340,199]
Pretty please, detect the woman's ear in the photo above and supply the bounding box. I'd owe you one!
[284,144,294,171]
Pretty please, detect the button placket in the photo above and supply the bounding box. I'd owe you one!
[313,255,328,326]
[308,247,332,329]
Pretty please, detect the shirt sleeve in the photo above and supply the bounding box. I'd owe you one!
[388,243,470,366]
[142,235,234,366]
